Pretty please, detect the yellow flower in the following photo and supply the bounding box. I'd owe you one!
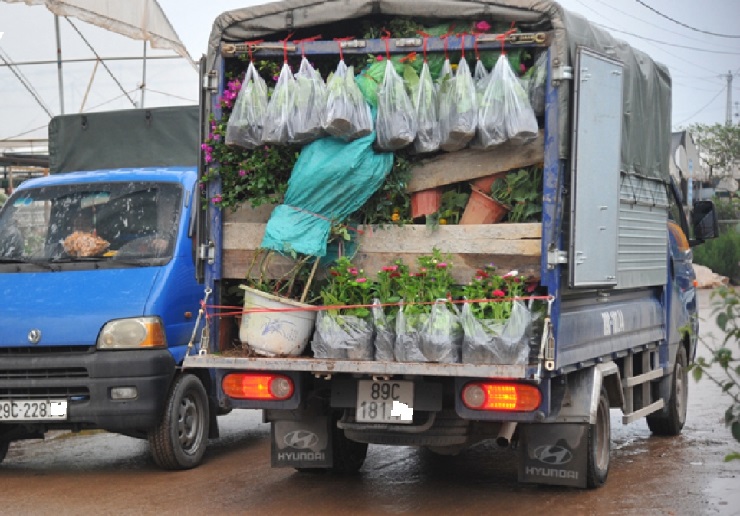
[391,212,400,222]
[439,218,447,225]
[450,63,458,72]
[392,207,400,214]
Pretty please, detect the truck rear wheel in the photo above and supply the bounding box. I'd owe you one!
[647,346,688,436]
[586,386,610,488]
[148,374,210,470]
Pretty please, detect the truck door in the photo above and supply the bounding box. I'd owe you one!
[569,48,624,287]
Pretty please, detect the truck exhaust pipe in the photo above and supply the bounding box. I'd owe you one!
[496,422,517,447]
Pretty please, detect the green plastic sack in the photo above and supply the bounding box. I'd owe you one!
[261,129,393,257]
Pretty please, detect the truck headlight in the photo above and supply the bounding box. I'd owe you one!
[97,317,167,349]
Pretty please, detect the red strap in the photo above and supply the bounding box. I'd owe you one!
[381,29,392,60]
[294,34,321,58]
[333,36,355,61]
[279,32,294,63]
[416,30,431,61]
[243,39,264,62]
[496,22,517,55]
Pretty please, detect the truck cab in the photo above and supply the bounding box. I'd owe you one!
[0,107,216,469]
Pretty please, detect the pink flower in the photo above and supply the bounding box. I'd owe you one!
[475,20,491,32]
[356,278,367,283]
[436,262,447,269]
[492,289,505,297]
[348,267,358,276]
[503,270,519,278]
[211,195,222,204]
[382,265,399,272]
[520,63,527,73]
[204,154,213,163]
[201,143,210,151]
[239,169,247,177]
[376,55,384,61]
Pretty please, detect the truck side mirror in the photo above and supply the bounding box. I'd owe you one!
[690,200,719,245]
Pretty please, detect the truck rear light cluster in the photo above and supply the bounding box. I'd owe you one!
[462,382,541,412]
[222,373,294,401]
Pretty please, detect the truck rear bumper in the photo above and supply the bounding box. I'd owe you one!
[0,348,176,433]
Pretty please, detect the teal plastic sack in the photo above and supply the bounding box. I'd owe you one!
[261,130,393,257]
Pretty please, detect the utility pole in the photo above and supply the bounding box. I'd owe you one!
[724,70,733,126]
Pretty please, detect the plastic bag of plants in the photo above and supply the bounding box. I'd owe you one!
[323,59,373,141]
[526,51,547,117]
[225,61,268,149]
[290,57,327,144]
[376,59,417,151]
[460,299,532,365]
[312,310,374,360]
[372,299,396,361]
[478,54,538,149]
[438,56,477,152]
[262,61,296,145]
[420,300,463,363]
[394,303,427,362]
[412,60,439,154]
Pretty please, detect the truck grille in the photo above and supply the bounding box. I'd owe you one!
[0,346,93,400]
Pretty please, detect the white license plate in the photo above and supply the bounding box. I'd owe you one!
[0,400,67,421]
[356,380,413,424]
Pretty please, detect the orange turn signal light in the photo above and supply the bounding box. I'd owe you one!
[222,373,294,401]
[462,382,541,412]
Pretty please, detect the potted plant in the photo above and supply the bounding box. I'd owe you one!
[372,261,405,361]
[238,249,319,357]
[460,264,534,365]
[393,249,463,363]
[313,256,376,360]
[488,166,543,223]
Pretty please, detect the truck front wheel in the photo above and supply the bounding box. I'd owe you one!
[586,386,611,488]
[647,346,688,436]
[148,374,210,470]
[0,441,8,464]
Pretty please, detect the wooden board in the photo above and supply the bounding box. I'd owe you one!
[406,131,545,193]
[222,215,542,282]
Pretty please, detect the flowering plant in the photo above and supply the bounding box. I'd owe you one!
[461,264,529,320]
[394,248,459,316]
[319,256,375,318]
[200,59,301,211]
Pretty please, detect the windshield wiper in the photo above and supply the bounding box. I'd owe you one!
[0,257,56,270]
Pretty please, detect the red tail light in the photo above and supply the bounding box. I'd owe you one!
[222,373,294,401]
[462,382,541,412]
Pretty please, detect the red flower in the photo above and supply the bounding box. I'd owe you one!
[492,289,506,298]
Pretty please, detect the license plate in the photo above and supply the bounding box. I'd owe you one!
[0,400,67,421]
[356,380,413,424]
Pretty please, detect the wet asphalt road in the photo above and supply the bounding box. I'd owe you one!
[1,288,738,515]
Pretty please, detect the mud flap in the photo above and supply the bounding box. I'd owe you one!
[271,413,332,468]
[518,423,589,488]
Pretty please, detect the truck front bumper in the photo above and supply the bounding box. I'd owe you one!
[0,347,176,433]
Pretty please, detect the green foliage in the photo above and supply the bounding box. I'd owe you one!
[692,228,740,284]
[687,123,740,178]
[690,286,740,461]
[488,166,543,222]
[461,264,528,320]
[356,151,413,226]
[320,256,373,318]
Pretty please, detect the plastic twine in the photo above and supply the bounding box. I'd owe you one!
[381,29,392,60]
[243,39,264,62]
[294,34,322,58]
[496,22,517,55]
[416,30,431,61]
[334,36,355,61]
[279,32,294,63]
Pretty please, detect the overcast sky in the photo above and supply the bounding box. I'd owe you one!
[1,0,739,147]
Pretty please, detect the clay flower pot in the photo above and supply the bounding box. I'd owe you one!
[410,188,443,218]
[459,185,509,224]
[470,171,508,194]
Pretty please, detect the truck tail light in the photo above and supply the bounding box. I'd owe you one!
[462,382,541,412]
[222,373,294,401]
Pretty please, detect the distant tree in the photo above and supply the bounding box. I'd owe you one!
[688,123,740,179]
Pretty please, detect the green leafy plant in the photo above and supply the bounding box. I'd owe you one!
[392,248,459,316]
[693,229,740,285]
[488,166,543,222]
[461,264,530,320]
[319,256,375,318]
[244,248,319,303]
[690,286,740,461]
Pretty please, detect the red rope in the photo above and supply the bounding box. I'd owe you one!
[333,36,355,61]
[381,29,392,60]
[279,32,295,63]
[294,34,321,58]
[496,22,517,55]
[243,39,264,62]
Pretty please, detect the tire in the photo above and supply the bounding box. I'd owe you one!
[331,423,368,474]
[586,386,611,488]
[0,441,9,464]
[647,346,688,436]
[148,374,210,470]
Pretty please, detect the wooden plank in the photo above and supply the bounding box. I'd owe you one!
[222,222,542,281]
[406,131,545,193]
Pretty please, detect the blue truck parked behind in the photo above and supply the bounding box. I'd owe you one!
[182,0,721,489]
[0,106,217,469]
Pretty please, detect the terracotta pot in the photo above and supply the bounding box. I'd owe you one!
[410,188,443,218]
[459,185,509,224]
[470,171,508,195]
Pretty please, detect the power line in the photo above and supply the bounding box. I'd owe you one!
[596,23,740,56]
[674,86,726,127]
[0,48,55,118]
[634,0,740,38]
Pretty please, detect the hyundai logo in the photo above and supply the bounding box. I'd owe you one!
[533,445,573,465]
[284,430,320,450]
[28,329,42,345]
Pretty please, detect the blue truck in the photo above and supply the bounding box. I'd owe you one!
[0,106,218,469]
[181,0,721,488]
